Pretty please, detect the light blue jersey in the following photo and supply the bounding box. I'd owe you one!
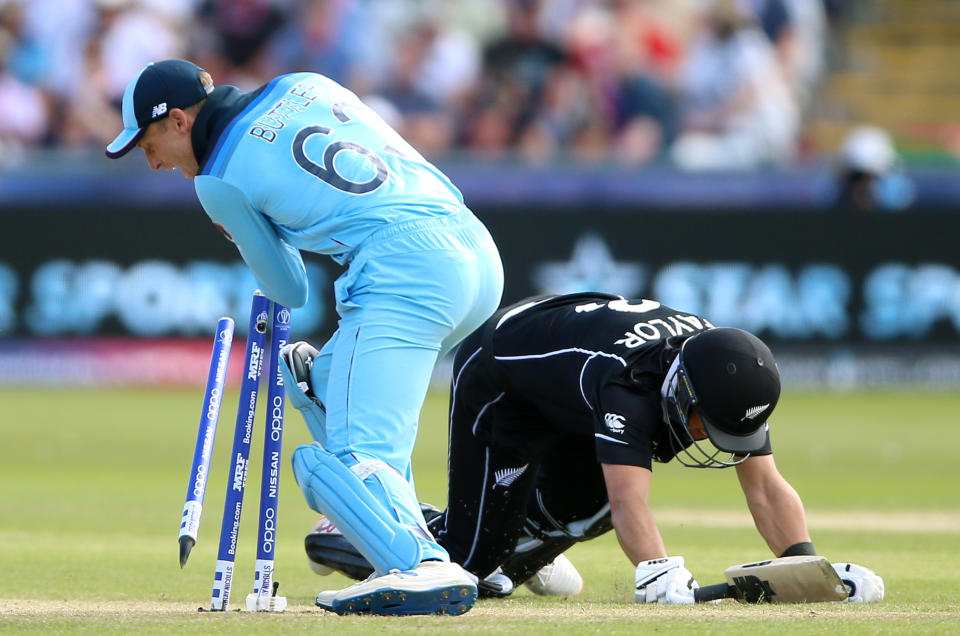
[190,71,504,578]
[106,60,498,612]
[194,72,471,308]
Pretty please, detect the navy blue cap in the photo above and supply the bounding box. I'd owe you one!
[105,59,213,159]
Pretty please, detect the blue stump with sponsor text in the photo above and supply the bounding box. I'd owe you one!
[179,316,235,568]
[210,292,270,611]
[247,302,290,611]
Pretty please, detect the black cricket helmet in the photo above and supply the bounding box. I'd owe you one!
[660,327,780,468]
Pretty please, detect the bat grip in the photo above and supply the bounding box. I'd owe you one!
[695,583,734,603]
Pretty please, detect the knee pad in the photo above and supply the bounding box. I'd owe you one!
[292,443,422,573]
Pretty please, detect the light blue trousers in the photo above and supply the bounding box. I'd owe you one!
[297,211,503,565]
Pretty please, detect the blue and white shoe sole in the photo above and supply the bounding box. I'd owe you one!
[318,584,477,616]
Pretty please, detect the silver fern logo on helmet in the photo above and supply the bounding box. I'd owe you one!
[743,404,770,421]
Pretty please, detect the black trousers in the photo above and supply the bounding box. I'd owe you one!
[436,329,610,579]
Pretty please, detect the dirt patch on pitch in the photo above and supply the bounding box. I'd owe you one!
[0,599,214,617]
[2,599,957,624]
[655,509,960,533]
[0,598,322,618]
[466,604,960,621]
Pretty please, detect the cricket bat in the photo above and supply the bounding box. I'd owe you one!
[694,556,849,604]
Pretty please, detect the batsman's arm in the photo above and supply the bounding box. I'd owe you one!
[735,454,811,557]
[195,176,309,308]
[601,463,666,565]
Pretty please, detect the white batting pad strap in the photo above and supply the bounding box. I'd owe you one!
[351,459,394,481]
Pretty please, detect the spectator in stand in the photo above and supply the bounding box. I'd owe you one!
[59,37,122,149]
[98,0,184,105]
[670,0,798,170]
[608,0,687,163]
[196,0,289,89]
[834,125,915,212]
[16,0,97,145]
[744,0,797,100]
[746,0,792,48]
[0,0,819,168]
[514,59,606,163]
[747,0,827,112]
[407,7,482,114]
[464,0,566,158]
[374,23,459,158]
[538,5,624,163]
[60,0,195,149]
[266,0,386,96]
[510,0,684,165]
[0,0,45,88]
[0,51,48,162]
[780,0,827,111]
[0,5,50,162]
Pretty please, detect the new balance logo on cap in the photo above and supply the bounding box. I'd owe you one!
[152,103,168,118]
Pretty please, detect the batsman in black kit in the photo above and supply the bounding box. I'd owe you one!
[305,293,882,603]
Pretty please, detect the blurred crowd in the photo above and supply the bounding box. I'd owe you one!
[0,0,844,169]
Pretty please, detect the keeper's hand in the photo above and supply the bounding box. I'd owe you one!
[634,556,699,604]
[832,562,884,603]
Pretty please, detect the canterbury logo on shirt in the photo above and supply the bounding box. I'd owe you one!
[493,464,529,489]
[604,413,626,434]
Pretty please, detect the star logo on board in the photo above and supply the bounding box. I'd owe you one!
[533,233,644,296]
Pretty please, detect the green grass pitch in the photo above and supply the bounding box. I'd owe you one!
[0,386,958,634]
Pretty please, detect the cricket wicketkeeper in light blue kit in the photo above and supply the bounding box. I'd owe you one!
[106,59,503,616]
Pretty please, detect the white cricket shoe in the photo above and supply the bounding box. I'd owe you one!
[466,567,515,597]
[483,568,515,597]
[524,554,584,596]
[316,561,477,616]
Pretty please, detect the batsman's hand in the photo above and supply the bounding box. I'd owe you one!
[832,562,884,603]
[634,556,699,604]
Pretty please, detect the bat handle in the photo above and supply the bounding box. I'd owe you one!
[695,583,735,603]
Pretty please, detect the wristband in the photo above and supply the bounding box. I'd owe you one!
[780,541,817,557]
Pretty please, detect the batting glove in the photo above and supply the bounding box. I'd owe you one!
[832,562,884,603]
[634,556,699,604]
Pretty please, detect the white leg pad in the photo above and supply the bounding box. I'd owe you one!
[292,443,422,573]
